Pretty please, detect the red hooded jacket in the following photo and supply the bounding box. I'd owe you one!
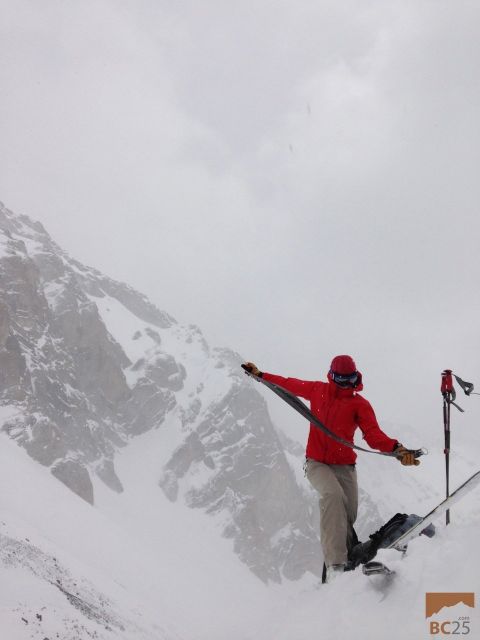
[262,371,397,465]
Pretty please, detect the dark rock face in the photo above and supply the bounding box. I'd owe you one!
[0,201,323,582]
[0,201,176,502]
[160,381,323,582]
[51,458,95,505]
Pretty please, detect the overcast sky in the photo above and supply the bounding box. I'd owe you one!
[1,0,480,445]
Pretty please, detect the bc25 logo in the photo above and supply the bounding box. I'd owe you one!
[426,594,475,636]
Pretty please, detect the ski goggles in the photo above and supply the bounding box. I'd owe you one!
[330,371,359,387]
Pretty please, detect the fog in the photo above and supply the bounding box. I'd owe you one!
[1,0,480,447]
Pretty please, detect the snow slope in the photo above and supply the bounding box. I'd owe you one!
[0,430,310,640]
[2,425,480,640]
[0,434,183,640]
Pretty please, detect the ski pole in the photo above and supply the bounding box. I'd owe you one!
[440,370,476,525]
[441,370,453,525]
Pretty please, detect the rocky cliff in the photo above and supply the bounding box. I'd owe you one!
[0,201,334,582]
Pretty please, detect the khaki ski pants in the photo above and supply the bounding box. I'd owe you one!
[305,458,358,566]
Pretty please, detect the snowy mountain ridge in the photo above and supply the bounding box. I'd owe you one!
[0,200,327,584]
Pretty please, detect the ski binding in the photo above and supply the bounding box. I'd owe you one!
[362,561,395,576]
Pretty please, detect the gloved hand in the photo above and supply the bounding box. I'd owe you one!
[393,443,421,466]
[241,362,263,377]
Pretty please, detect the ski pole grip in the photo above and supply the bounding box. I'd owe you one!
[241,364,255,376]
[441,369,454,395]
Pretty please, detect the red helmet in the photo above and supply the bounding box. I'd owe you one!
[329,355,360,388]
[330,355,356,374]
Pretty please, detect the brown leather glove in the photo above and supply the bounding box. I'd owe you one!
[394,444,421,466]
[241,362,263,377]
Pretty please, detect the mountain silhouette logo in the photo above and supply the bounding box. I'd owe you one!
[426,593,475,618]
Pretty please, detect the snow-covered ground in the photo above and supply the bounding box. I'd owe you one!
[0,430,304,640]
[1,423,479,640]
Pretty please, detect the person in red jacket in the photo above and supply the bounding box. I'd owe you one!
[242,355,420,583]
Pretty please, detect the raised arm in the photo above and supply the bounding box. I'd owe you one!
[241,362,315,400]
[262,373,316,401]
